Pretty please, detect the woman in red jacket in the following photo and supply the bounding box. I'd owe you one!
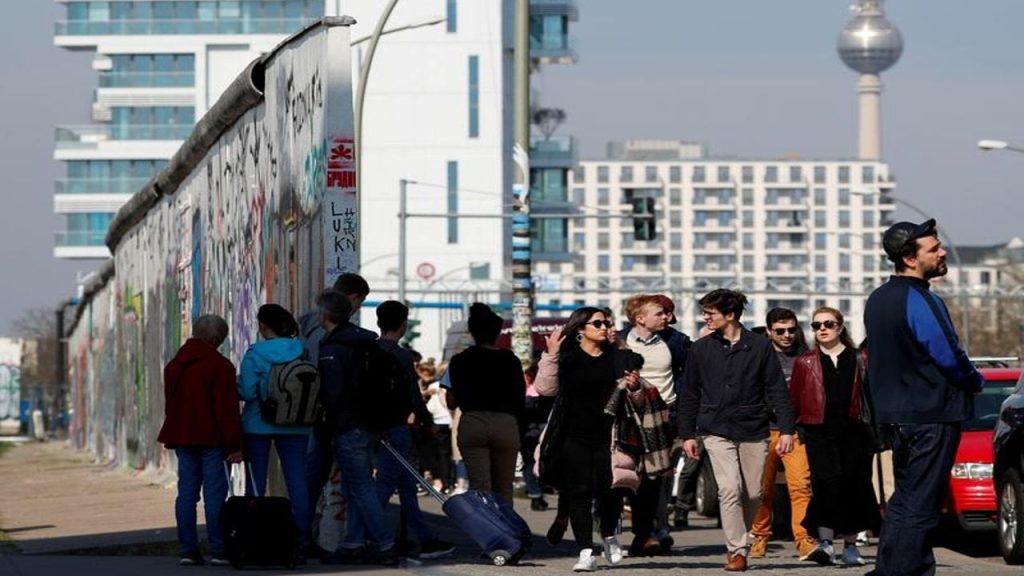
[790,306,880,567]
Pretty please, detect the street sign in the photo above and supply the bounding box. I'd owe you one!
[416,262,436,280]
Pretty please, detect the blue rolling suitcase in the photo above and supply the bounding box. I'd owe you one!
[379,440,531,566]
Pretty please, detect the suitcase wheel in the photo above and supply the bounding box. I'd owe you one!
[490,550,511,566]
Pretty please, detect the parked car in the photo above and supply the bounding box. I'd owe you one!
[994,368,1024,564]
[943,368,1021,533]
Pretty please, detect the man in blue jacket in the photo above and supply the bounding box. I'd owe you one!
[864,219,983,576]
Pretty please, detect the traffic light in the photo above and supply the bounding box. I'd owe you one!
[631,197,656,240]
[403,318,422,346]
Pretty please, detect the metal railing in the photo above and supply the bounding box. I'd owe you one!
[55,124,191,146]
[55,230,108,247]
[56,17,315,36]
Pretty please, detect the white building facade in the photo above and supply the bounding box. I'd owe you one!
[534,141,899,341]
[54,0,578,357]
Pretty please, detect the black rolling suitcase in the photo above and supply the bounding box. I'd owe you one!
[379,440,531,566]
[220,463,300,569]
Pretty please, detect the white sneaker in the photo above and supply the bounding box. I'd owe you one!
[856,531,870,546]
[573,549,596,572]
[842,544,866,566]
[602,536,623,565]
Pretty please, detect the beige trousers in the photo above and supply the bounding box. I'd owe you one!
[703,435,770,556]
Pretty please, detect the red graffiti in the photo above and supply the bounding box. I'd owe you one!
[328,169,356,189]
[329,138,355,169]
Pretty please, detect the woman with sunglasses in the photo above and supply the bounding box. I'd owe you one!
[789,307,880,566]
[535,306,642,572]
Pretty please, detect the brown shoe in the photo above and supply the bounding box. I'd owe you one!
[749,535,768,558]
[724,552,748,572]
[796,537,819,561]
[642,537,663,556]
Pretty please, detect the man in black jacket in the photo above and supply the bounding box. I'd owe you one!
[864,219,983,576]
[316,291,399,566]
[678,289,795,572]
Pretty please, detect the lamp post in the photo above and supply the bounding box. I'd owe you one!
[850,189,971,349]
[978,139,1024,154]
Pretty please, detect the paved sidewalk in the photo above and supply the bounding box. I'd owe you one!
[1,441,1017,575]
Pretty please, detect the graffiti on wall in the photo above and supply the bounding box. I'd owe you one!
[0,338,21,421]
[64,22,355,471]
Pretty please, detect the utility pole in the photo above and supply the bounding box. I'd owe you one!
[398,178,408,303]
[511,0,532,367]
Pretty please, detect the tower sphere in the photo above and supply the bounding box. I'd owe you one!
[837,0,903,74]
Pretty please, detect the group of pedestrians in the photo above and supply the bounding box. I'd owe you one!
[156,218,982,576]
[159,273,453,567]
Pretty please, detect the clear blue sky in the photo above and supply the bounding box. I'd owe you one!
[1,0,1022,334]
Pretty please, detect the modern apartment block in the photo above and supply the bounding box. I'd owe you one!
[53,0,578,356]
[534,140,899,339]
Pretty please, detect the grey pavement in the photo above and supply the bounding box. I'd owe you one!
[1,441,1017,575]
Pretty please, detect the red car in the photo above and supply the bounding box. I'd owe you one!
[943,367,1021,531]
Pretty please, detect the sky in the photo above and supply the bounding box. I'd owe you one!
[0,0,1022,335]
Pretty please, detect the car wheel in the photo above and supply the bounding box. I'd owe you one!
[695,461,719,518]
[999,468,1024,564]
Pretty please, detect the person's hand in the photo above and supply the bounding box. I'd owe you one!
[671,438,686,455]
[683,439,700,460]
[226,451,243,464]
[545,329,566,355]
[776,434,794,457]
[623,369,641,391]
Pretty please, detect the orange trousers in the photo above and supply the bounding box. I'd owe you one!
[750,430,812,543]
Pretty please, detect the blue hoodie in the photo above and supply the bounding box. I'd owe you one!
[237,337,311,435]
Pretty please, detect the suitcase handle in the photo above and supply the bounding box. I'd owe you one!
[379,438,448,504]
[223,461,260,498]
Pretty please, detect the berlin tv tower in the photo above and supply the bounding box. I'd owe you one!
[837,0,903,161]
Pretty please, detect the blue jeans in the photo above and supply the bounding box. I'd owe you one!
[333,427,395,551]
[244,434,312,547]
[305,431,334,543]
[375,426,434,542]
[875,422,961,576]
[175,447,228,555]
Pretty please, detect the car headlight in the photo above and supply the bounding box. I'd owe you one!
[950,463,994,480]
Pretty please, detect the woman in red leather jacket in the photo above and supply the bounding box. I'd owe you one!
[789,306,880,567]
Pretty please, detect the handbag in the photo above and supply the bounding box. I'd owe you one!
[855,351,889,453]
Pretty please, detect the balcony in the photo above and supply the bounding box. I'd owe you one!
[530,135,575,169]
[98,71,195,88]
[531,0,579,19]
[55,17,314,37]
[56,124,191,149]
[56,177,150,195]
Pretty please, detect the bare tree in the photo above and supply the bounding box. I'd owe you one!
[11,307,59,400]
[12,307,56,340]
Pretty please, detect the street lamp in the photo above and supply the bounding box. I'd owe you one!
[850,189,971,349]
[978,139,1024,154]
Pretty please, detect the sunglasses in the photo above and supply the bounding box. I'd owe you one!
[587,320,613,329]
[772,327,799,336]
[811,320,840,331]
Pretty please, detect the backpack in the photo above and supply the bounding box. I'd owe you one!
[260,358,321,426]
[349,343,415,432]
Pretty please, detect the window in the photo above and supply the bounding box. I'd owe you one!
[447,161,458,243]
[645,165,658,183]
[815,277,828,291]
[814,165,826,184]
[743,255,755,272]
[622,256,635,271]
[840,253,850,272]
[597,232,609,250]
[839,233,850,249]
[597,216,609,229]
[669,166,682,183]
[742,165,754,184]
[446,0,457,32]
[597,166,609,183]
[597,188,609,206]
[743,233,754,249]
[863,211,875,227]
[765,166,778,183]
[671,255,682,272]
[815,233,827,250]
[670,233,682,250]
[814,210,826,227]
[467,55,479,137]
[572,168,584,183]
[598,255,610,272]
[863,255,875,273]
[789,166,802,182]
[572,232,585,251]
[839,210,850,227]
[839,188,850,206]
[717,166,731,183]
[670,210,682,227]
[620,166,633,182]
[838,165,850,184]
[571,187,584,204]
[981,271,992,285]
[815,254,827,271]
[814,188,826,205]
[669,188,681,205]
[862,165,875,183]
[692,165,705,183]
[742,210,753,226]
[742,188,753,206]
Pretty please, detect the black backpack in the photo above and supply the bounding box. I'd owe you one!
[260,358,321,426]
[349,343,415,432]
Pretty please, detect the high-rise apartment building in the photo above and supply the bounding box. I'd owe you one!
[535,140,898,338]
